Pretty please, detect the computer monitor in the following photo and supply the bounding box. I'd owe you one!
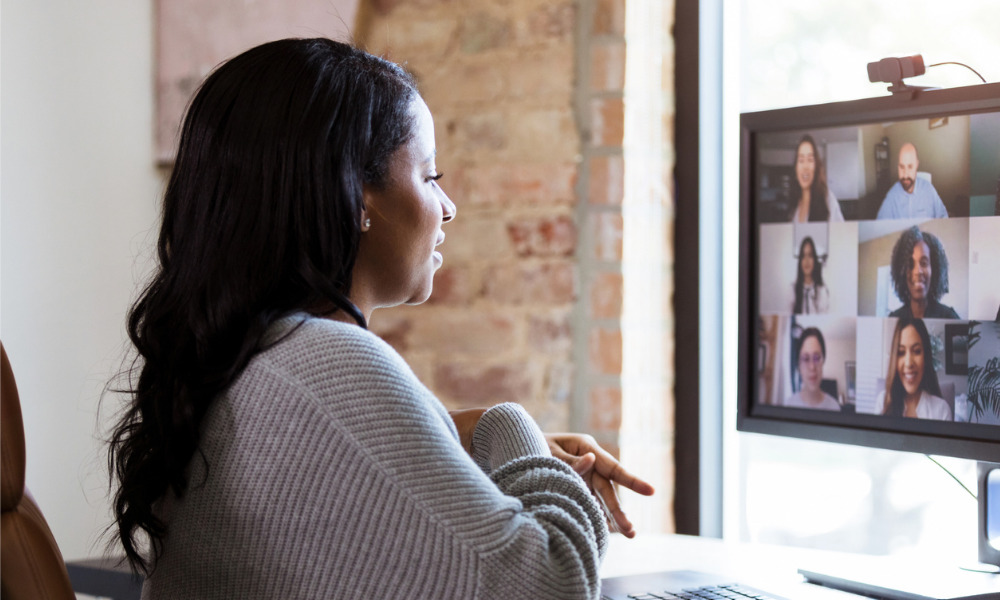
[737,82,1000,598]
[738,81,1000,459]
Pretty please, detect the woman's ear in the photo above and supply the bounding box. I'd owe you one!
[360,208,371,232]
[360,186,372,232]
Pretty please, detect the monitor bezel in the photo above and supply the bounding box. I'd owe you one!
[737,82,1000,462]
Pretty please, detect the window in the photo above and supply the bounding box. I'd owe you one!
[723,0,998,559]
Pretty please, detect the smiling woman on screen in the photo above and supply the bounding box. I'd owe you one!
[888,225,959,319]
[787,134,844,223]
[875,317,952,421]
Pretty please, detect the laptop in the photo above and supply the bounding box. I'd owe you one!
[600,570,790,600]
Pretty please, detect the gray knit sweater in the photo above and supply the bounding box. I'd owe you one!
[142,314,608,599]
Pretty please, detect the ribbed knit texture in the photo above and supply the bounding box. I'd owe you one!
[142,314,608,599]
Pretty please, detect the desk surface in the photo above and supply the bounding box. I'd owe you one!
[600,534,1000,599]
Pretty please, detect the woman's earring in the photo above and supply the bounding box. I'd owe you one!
[362,218,371,231]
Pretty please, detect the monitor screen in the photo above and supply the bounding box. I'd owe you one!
[738,83,1000,461]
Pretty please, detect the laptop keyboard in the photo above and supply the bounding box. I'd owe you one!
[603,582,781,600]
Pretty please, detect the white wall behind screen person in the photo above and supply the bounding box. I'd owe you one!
[968,216,1000,320]
[758,223,794,314]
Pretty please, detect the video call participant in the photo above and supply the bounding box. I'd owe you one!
[788,135,845,223]
[876,142,948,219]
[791,236,829,314]
[875,317,952,421]
[888,226,959,319]
[107,39,654,600]
[785,327,840,411]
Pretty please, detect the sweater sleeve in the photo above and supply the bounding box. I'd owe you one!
[160,317,609,600]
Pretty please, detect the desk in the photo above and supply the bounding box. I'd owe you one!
[600,534,1000,599]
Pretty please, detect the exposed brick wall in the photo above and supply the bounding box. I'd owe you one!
[356,0,675,532]
[356,0,583,435]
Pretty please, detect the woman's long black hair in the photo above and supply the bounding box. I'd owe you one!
[793,236,823,314]
[107,38,417,575]
[789,135,830,221]
[883,317,942,417]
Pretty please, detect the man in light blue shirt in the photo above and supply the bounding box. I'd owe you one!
[876,142,949,219]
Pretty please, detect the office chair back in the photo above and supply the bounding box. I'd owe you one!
[1,343,76,599]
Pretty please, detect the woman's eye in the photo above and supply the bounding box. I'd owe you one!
[427,172,444,183]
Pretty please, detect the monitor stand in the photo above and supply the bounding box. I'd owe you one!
[799,461,1000,600]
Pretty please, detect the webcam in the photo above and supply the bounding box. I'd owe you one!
[867,55,933,99]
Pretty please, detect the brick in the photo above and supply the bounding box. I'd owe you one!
[454,162,577,207]
[378,14,458,59]
[592,0,625,36]
[428,265,482,305]
[507,214,576,257]
[527,311,573,356]
[505,46,574,100]
[593,212,624,261]
[590,271,623,319]
[543,361,574,409]
[588,154,624,205]
[526,367,572,431]
[589,97,624,147]
[590,41,626,92]
[589,326,622,375]
[420,59,505,108]
[588,385,622,433]
[442,111,507,156]
[443,214,515,262]
[507,107,579,162]
[484,261,576,306]
[411,311,519,356]
[526,1,576,40]
[459,12,512,54]
[371,312,414,352]
[433,362,534,407]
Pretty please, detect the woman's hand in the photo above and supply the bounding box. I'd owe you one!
[545,433,655,539]
[449,408,488,454]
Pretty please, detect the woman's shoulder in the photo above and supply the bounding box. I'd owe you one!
[927,301,960,319]
[255,313,415,387]
[269,313,394,355]
[873,390,886,414]
[826,188,845,221]
[920,391,953,420]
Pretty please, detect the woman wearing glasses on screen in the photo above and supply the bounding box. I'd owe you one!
[791,237,829,314]
[888,225,959,319]
[785,327,840,411]
[788,135,844,223]
[875,317,952,421]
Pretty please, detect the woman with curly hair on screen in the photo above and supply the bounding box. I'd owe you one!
[874,317,952,421]
[888,225,959,319]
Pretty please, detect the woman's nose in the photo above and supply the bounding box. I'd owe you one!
[441,191,456,223]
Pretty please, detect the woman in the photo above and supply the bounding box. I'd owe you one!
[875,317,952,420]
[791,236,829,314]
[108,39,652,600]
[785,327,840,411]
[888,226,960,319]
[788,134,844,223]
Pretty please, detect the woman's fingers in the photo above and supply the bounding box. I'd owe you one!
[592,474,635,538]
[548,438,597,476]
